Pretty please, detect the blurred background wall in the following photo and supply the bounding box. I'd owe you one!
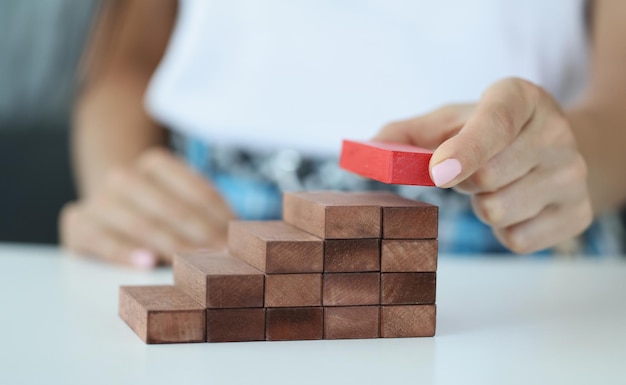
[0,0,98,243]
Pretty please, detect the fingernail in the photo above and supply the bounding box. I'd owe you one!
[431,158,462,187]
[130,249,157,269]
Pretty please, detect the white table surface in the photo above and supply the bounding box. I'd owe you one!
[1,244,625,385]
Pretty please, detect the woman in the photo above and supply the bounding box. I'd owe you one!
[61,0,626,268]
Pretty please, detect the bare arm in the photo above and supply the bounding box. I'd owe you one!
[73,0,177,197]
[568,0,626,213]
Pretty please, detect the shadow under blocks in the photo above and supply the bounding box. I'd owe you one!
[119,191,438,343]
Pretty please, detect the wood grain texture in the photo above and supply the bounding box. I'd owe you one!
[381,273,436,305]
[283,191,382,239]
[323,273,380,306]
[339,140,434,186]
[324,239,380,273]
[207,308,266,342]
[265,274,322,307]
[119,286,206,344]
[381,240,438,272]
[173,251,264,308]
[380,305,436,337]
[266,307,324,341]
[228,221,324,273]
[324,306,380,339]
[367,192,438,239]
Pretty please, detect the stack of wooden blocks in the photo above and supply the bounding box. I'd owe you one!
[119,191,438,343]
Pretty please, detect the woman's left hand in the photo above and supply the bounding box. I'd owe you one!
[375,77,593,253]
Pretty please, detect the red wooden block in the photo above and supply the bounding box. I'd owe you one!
[381,305,436,338]
[324,239,380,273]
[265,274,322,307]
[324,306,380,340]
[381,273,436,305]
[119,286,206,344]
[228,221,324,274]
[283,191,382,239]
[173,251,264,308]
[339,139,434,186]
[207,308,266,342]
[381,239,438,272]
[323,273,380,306]
[266,307,324,341]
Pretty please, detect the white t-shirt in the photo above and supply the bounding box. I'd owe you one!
[146,0,589,156]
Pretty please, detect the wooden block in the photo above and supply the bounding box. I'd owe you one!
[339,139,434,186]
[383,205,438,239]
[228,221,323,273]
[369,192,438,239]
[325,239,380,273]
[265,274,322,307]
[207,308,266,342]
[381,240,438,272]
[173,251,264,308]
[323,273,380,306]
[283,191,382,239]
[119,286,206,344]
[266,307,323,341]
[381,273,436,305]
[381,305,436,337]
[324,306,380,340]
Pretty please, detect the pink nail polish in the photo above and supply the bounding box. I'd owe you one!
[431,158,462,187]
[130,249,157,269]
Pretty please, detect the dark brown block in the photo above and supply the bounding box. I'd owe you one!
[381,305,436,337]
[381,196,439,239]
[207,308,266,342]
[324,306,380,339]
[381,240,438,272]
[282,191,382,239]
[266,307,324,341]
[381,273,436,304]
[173,251,264,308]
[265,274,322,307]
[324,239,380,273]
[323,273,380,306]
[366,192,438,239]
[119,286,206,344]
[228,221,324,273]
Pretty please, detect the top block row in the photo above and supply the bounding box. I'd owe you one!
[282,191,438,240]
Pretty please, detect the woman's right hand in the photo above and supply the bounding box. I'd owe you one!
[60,148,236,269]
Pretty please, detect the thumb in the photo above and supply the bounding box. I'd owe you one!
[429,79,537,188]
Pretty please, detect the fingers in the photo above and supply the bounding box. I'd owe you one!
[430,78,540,187]
[470,155,588,229]
[82,193,186,262]
[60,148,235,268]
[374,104,474,149]
[470,150,590,253]
[137,148,235,226]
[493,201,593,254]
[60,202,157,269]
[106,168,218,245]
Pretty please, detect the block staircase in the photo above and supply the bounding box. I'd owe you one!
[119,191,438,343]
